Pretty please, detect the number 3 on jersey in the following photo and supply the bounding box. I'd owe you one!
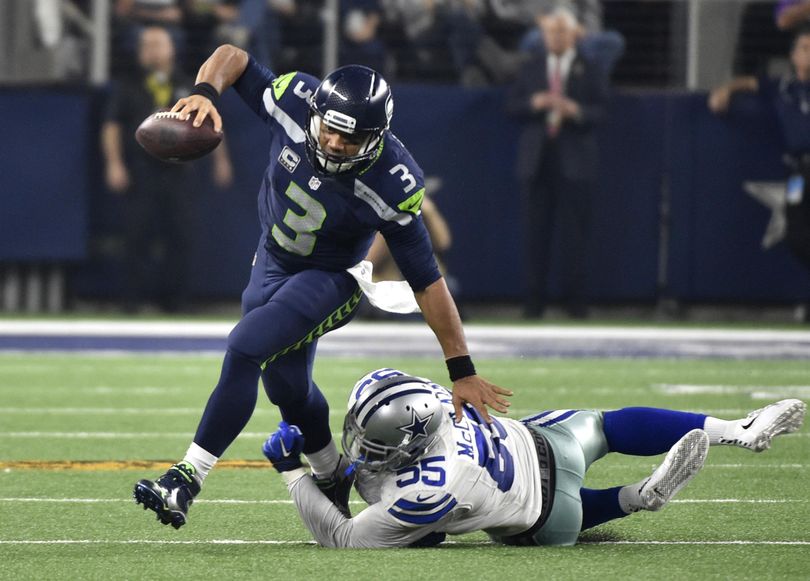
[271,181,326,256]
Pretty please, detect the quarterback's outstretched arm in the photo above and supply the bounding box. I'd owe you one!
[415,278,512,422]
[171,44,250,132]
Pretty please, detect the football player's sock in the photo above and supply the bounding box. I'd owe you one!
[182,442,218,485]
[617,482,645,514]
[305,440,341,478]
[603,407,707,455]
[702,416,735,444]
[193,350,261,457]
[580,487,629,529]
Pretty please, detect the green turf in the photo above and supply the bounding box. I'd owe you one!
[0,354,808,580]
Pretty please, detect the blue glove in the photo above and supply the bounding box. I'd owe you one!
[262,421,305,473]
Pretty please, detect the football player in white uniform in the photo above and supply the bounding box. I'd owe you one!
[262,368,806,548]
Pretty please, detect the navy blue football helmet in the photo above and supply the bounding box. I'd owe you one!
[306,65,393,175]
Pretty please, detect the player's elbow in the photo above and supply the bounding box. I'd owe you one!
[214,43,248,61]
[413,273,444,296]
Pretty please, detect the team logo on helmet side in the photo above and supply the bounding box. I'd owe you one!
[398,410,435,440]
[342,371,447,472]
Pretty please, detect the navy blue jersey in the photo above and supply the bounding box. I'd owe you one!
[232,56,441,291]
[759,74,810,155]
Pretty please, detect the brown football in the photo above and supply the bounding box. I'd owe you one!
[135,109,222,162]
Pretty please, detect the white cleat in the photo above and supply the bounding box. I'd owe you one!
[721,399,806,452]
[638,429,709,512]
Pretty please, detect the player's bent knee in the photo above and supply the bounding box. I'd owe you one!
[226,325,273,366]
[265,379,312,409]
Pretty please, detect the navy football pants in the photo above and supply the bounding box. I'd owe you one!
[194,243,362,456]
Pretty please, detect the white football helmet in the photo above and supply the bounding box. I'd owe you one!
[343,369,448,472]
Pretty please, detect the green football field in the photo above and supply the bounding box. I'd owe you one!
[0,354,808,580]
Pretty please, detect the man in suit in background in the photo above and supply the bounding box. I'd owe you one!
[507,7,607,319]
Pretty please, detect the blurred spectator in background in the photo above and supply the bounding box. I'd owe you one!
[518,0,624,80]
[447,0,526,85]
[777,0,810,31]
[382,0,524,85]
[115,0,185,59]
[101,26,232,313]
[247,0,297,70]
[185,0,239,70]
[380,0,455,81]
[709,28,810,321]
[340,0,388,74]
[507,7,607,319]
[186,0,296,71]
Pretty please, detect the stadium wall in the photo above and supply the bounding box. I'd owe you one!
[1,87,807,303]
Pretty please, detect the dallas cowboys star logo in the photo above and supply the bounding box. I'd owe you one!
[397,409,434,440]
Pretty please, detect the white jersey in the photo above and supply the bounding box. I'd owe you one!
[282,385,544,548]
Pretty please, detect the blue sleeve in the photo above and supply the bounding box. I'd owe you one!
[381,215,442,292]
[757,75,778,104]
[232,54,276,121]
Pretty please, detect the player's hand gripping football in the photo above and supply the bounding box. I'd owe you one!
[262,421,305,473]
[452,376,512,424]
[171,95,223,133]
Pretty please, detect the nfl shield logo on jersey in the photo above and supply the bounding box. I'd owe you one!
[308,176,322,191]
[279,146,300,173]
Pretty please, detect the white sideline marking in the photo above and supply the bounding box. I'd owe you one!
[751,391,810,401]
[0,432,268,438]
[656,384,810,397]
[579,541,810,546]
[0,539,807,546]
[0,497,805,505]
[0,406,756,418]
[0,407,209,416]
[1,431,806,441]
[0,498,352,505]
[670,499,806,504]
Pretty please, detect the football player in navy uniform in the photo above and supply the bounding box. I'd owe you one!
[133,44,513,529]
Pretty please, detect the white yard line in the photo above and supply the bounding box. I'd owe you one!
[0,432,271,438]
[2,430,805,439]
[0,539,807,546]
[578,541,810,546]
[0,407,210,415]
[0,407,756,417]
[0,497,805,505]
[655,384,810,395]
[0,498,346,505]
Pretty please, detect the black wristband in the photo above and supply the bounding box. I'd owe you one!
[191,82,220,106]
[446,355,476,382]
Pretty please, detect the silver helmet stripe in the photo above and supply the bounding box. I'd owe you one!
[358,388,437,428]
[351,375,424,417]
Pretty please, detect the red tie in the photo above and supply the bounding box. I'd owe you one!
[548,57,562,138]
[550,57,562,94]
